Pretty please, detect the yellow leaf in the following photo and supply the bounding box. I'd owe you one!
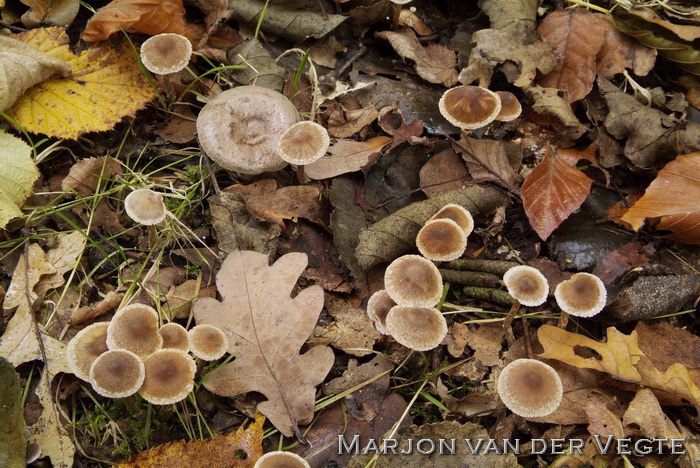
[7,27,156,139]
[0,130,40,229]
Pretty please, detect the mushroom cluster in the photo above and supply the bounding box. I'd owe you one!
[66,305,230,404]
[439,86,521,130]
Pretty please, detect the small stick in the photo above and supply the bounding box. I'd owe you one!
[439,269,501,288]
[461,286,515,306]
[503,301,520,347]
[558,311,570,329]
[444,259,520,276]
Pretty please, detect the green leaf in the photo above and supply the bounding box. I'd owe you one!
[0,130,40,229]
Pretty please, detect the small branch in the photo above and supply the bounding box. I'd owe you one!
[439,269,501,288]
[461,286,515,306]
[443,258,519,276]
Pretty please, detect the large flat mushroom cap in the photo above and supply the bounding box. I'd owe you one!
[139,349,196,405]
[554,272,607,317]
[124,189,167,226]
[438,86,501,130]
[495,91,522,122]
[106,304,163,358]
[89,349,145,398]
[384,255,443,308]
[67,322,110,381]
[497,359,563,418]
[385,306,447,351]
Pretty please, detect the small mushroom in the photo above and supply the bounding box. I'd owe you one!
[429,204,474,236]
[385,306,447,351]
[139,349,196,405]
[276,121,330,165]
[106,304,163,358]
[89,349,145,398]
[188,324,228,361]
[554,272,607,318]
[384,255,443,308]
[140,33,192,75]
[254,451,310,468]
[124,189,167,226]
[196,85,299,174]
[66,322,109,381]
[416,218,467,262]
[438,86,502,130]
[497,359,563,418]
[366,290,396,335]
[159,323,189,352]
[494,91,522,122]
[502,265,549,307]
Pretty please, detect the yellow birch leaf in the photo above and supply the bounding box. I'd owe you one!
[7,27,156,139]
[0,130,40,229]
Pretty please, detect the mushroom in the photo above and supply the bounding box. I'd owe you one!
[438,86,502,130]
[494,91,522,122]
[66,322,109,381]
[89,349,145,398]
[140,33,192,75]
[384,255,443,308]
[188,324,228,361]
[496,359,563,418]
[502,265,549,307]
[106,304,163,358]
[385,306,448,351]
[254,451,310,468]
[366,289,396,335]
[416,218,467,262]
[139,349,196,405]
[276,121,330,165]
[196,85,299,175]
[124,189,167,226]
[554,272,607,318]
[159,323,189,352]
[429,203,474,237]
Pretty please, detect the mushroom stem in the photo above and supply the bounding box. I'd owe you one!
[503,301,520,347]
[439,269,500,288]
[460,286,515,306]
[444,259,520,276]
[558,311,570,329]
[147,225,157,248]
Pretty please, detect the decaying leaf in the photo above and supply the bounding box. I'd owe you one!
[192,251,334,438]
[523,86,587,134]
[82,0,189,42]
[0,130,40,230]
[620,152,700,244]
[327,105,379,139]
[596,16,656,78]
[119,413,265,468]
[61,156,122,197]
[377,29,458,87]
[226,38,286,92]
[591,241,654,284]
[305,136,392,180]
[419,148,470,198]
[0,358,26,468]
[20,0,79,27]
[8,27,156,139]
[521,147,593,240]
[623,389,681,440]
[456,136,522,191]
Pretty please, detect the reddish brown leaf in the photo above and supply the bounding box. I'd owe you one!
[537,9,607,102]
[456,135,522,192]
[419,148,470,198]
[592,241,655,284]
[521,147,593,240]
[596,16,656,79]
[82,0,189,42]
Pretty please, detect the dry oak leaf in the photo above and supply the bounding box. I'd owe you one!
[7,27,156,139]
[192,250,334,438]
[623,389,681,440]
[521,146,593,240]
[376,29,458,87]
[119,412,265,468]
[537,9,607,102]
[20,0,80,28]
[0,130,40,229]
[61,156,122,197]
[305,136,392,180]
[620,152,700,245]
[82,0,189,42]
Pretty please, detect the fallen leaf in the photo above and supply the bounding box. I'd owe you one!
[635,321,700,373]
[456,136,522,192]
[445,322,468,358]
[305,136,392,180]
[0,358,26,468]
[398,9,432,36]
[323,355,394,396]
[591,241,654,284]
[623,389,681,440]
[69,291,124,326]
[0,130,40,230]
[463,323,504,367]
[226,38,286,92]
[596,16,656,78]
[156,105,197,144]
[620,152,700,244]
[625,7,700,42]
[82,0,189,42]
[163,279,215,320]
[523,86,587,135]
[119,412,265,468]
[329,177,369,276]
[35,231,86,298]
[0,33,71,112]
[61,156,122,197]
[537,9,607,102]
[376,29,458,87]
[326,105,379,139]
[419,148,470,198]
[20,0,79,27]
[8,27,156,139]
[521,147,594,240]
[309,35,348,69]
[192,251,334,438]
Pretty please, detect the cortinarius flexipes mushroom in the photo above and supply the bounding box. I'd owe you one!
[140,33,192,75]
[503,265,549,307]
[66,322,109,381]
[384,255,443,308]
[497,359,563,418]
[439,86,502,130]
[554,272,607,318]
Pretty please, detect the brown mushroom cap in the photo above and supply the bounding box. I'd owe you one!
[254,451,310,468]
[502,265,549,307]
[159,323,189,352]
[124,189,167,226]
[276,121,330,165]
[106,304,163,358]
[430,204,474,236]
[196,86,299,175]
[89,349,145,398]
[139,349,196,405]
[494,91,522,122]
[66,322,109,381]
[366,290,396,335]
[385,306,447,351]
[497,359,563,418]
[554,272,607,318]
[140,33,192,75]
[416,218,467,262]
[188,324,228,361]
[384,255,443,307]
[438,86,502,130]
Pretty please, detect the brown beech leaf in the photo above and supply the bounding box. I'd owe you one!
[591,241,654,284]
[537,9,607,102]
[456,135,522,192]
[596,16,656,78]
[61,156,122,197]
[192,251,334,438]
[21,0,80,28]
[326,105,379,138]
[521,147,593,240]
[620,152,700,244]
[419,148,470,198]
[82,0,189,42]
[305,136,392,180]
[376,29,458,87]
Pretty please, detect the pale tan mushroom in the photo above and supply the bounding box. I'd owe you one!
[159,323,189,352]
[429,204,474,236]
[188,324,228,361]
[254,451,310,468]
[416,218,467,262]
[438,86,502,130]
[384,255,443,308]
[554,273,607,318]
[276,121,330,165]
[497,359,563,418]
[124,189,167,226]
[66,322,109,381]
[385,306,447,351]
[89,349,145,398]
[366,289,396,335]
[502,265,549,307]
[106,304,163,358]
[139,349,196,405]
[494,91,522,122]
[140,33,192,75]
